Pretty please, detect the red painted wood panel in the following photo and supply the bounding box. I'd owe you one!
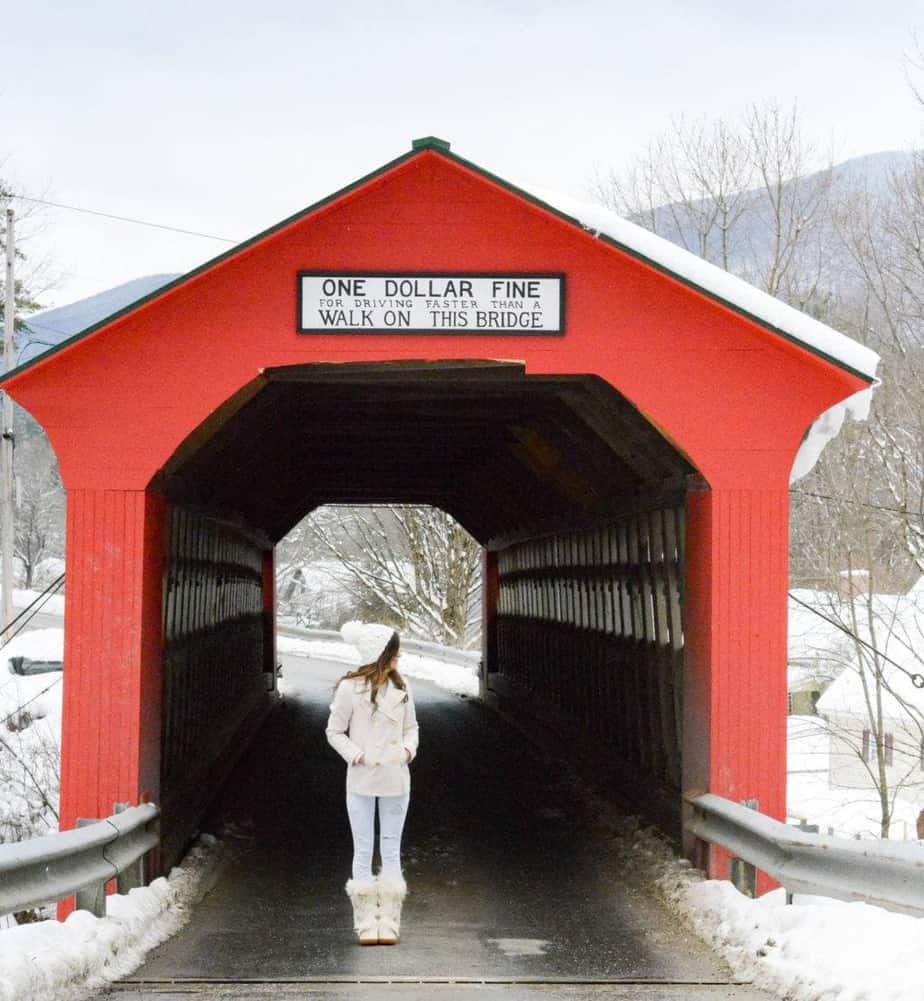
[57,489,165,919]
[684,486,788,886]
[7,151,864,495]
[4,147,868,897]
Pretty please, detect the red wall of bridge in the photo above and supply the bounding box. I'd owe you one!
[2,147,867,902]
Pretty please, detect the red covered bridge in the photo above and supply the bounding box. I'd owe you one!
[1,138,876,906]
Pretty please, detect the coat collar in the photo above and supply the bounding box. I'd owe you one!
[353,677,408,719]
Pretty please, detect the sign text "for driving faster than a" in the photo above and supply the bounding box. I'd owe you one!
[297,273,564,334]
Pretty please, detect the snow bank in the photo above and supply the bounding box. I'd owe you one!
[276,635,353,663]
[277,636,479,698]
[605,815,924,1001]
[389,651,479,697]
[0,834,228,1001]
[11,587,65,619]
[276,636,480,700]
[0,630,64,841]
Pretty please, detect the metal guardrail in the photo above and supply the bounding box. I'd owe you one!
[276,625,481,670]
[685,792,924,916]
[0,802,159,918]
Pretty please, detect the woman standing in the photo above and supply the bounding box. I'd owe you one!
[326,621,419,946]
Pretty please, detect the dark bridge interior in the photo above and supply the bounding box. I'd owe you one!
[155,361,693,544]
[151,361,696,866]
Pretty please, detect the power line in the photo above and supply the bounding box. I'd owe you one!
[9,193,238,243]
[791,488,923,519]
[788,589,924,690]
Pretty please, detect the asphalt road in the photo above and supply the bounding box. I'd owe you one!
[101,654,773,1001]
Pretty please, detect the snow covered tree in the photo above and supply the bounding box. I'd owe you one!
[289,504,482,647]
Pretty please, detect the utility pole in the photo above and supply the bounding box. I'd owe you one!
[2,209,15,637]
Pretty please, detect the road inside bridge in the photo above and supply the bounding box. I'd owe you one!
[102,655,772,1001]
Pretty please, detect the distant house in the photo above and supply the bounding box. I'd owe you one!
[814,611,924,806]
[786,579,924,838]
[787,588,853,715]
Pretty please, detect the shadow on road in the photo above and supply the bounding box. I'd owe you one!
[107,655,767,998]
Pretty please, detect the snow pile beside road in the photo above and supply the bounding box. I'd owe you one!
[276,636,479,697]
[277,635,353,662]
[606,816,924,1001]
[0,834,228,1001]
[393,652,479,697]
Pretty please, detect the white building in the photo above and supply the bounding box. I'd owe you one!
[786,580,924,839]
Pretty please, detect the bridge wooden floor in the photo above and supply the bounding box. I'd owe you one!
[100,655,772,1001]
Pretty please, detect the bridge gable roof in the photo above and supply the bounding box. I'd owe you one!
[3,137,876,387]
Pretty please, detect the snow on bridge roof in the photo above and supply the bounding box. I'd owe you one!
[1,139,880,391]
[518,182,880,384]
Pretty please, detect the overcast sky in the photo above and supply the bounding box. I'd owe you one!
[2,1,922,308]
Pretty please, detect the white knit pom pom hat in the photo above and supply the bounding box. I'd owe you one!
[340,620,398,665]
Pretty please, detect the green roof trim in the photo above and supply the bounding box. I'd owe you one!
[411,136,451,152]
[1,139,874,387]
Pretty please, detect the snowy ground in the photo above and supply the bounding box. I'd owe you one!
[1,630,923,1000]
[603,815,924,1001]
[276,634,480,697]
[787,716,923,840]
[0,629,65,843]
[0,833,233,1001]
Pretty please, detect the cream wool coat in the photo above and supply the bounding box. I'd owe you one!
[326,677,419,796]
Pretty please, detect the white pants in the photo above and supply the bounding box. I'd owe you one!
[346,791,410,882]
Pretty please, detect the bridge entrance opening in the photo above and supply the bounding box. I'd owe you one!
[154,360,695,863]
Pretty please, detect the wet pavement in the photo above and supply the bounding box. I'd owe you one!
[102,655,773,1000]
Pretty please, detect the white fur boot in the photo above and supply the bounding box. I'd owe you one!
[376,874,407,945]
[345,878,379,945]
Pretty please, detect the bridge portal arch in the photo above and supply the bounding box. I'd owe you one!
[0,138,876,906]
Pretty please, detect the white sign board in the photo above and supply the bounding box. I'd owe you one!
[298,273,564,334]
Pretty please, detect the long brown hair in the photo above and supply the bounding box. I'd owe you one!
[336,630,406,707]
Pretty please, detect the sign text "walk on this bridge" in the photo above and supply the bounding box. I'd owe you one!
[297,272,565,334]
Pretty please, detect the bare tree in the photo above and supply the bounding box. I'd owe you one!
[740,101,836,306]
[593,101,836,308]
[822,156,924,575]
[12,430,64,589]
[800,566,924,838]
[296,504,482,647]
[593,113,753,271]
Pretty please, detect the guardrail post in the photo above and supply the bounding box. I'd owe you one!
[112,802,146,894]
[729,799,759,898]
[74,817,108,917]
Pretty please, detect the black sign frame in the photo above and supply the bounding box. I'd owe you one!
[296,271,566,335]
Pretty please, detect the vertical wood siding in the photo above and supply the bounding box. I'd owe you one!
[59,489,166,859]
[161,506,266,786]
[491,504,686,825]
[684,487,788,884]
